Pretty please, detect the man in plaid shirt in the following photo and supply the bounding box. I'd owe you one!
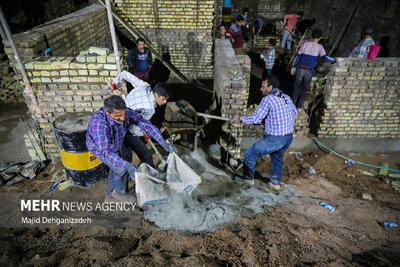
[86,95,175,202]
[113,71,170,167]
[232,75,297,190]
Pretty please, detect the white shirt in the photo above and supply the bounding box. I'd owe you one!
[113,71,156,136]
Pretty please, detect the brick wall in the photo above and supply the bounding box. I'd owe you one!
[214,38,309,157]
[3,4,111,64]
[213,39,250,158]
[22,47,122,159]
[114,0,216,79]
[317,58,400,138]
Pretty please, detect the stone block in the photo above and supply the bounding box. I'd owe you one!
[97,56,107,63]
[87,63,103,70]
[52,77,70,83]
[88,47,109,55]
[78,70,88,75]
[104,64,117,70]
[70,77,87,83]
[70,63,87,69]
[89,70,98,76]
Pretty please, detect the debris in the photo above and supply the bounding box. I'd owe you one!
[379,162,389,176]
[389,173,400,179]
[381,221,398,228]
[47,182,60,192]
[391,180,400,191]
[319,201,335,212]
[289,151,303,161]
[362,193,372,200]
[359,170,375,177]
[308,166,316,175]
[231,77,243,82]
[346,174,355,178]
[345,160,355,166]
[0,161,48,186]
[58,181,72,191]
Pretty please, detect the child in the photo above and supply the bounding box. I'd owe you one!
[260,38,276,77]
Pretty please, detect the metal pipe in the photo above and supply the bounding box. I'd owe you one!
[0,5,30,85]
[97,0,189,83]
[196,112,231,122]
[105,0,121,74]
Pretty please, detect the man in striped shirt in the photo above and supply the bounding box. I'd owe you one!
[291,29,336,109]
[113,71,170,168]
[232,75,298,190]
[86,95,175,202]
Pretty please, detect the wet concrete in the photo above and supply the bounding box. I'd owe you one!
[0,103,30,162]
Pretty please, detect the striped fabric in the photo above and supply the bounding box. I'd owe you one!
[86,108,166,169]
[293,41,336,68]
[240,90,298,136]
[260,48,275,69]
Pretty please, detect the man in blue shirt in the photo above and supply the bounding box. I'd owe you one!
[126,38,153,81]
[232,76,298,190]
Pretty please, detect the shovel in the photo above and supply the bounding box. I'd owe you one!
[143,131,167,170]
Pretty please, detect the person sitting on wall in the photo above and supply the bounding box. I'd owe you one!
[232,75,298,190]
[281,11,304,51]
[112,70,171,168]
[126,37,153,81]
[86,95,176,203]
[228,15,245,53]
[291,29,336,110]
[349,26,375,58]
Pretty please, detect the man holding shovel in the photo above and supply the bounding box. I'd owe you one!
[112,71,176,168]
[232,76,298,190]
[86,95,174,203]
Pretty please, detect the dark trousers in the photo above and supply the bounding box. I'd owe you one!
[292,67,314,109]
[124,132,154,168]
[102,142,131,197]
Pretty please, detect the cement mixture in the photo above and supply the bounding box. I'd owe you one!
[53,112,91,132]
[144,149,301,232]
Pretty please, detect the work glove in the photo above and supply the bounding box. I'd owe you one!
[125,162,138,180]
[162,143,177,153]
[290,67,296,76]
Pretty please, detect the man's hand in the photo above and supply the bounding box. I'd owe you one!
[125,162,138,180]
[162,143,177,153]
[291,67,296,76]
[231,116,241,124]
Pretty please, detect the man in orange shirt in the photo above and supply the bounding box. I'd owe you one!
[281,11,303,51]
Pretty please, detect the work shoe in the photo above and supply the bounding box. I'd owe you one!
[268,182,285,191]
[105,191,136,203]
[243,179,255,185]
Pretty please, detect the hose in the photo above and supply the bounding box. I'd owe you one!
[308,134,400,173]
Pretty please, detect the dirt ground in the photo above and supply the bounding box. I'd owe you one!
[1,151,400,266]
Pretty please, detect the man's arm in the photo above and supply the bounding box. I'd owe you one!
[87,120,127,169]
[319,46,336,63]
[126,109,166,146]
[126,50,135,70]
[113,70,143,88]
[240,97,270,124]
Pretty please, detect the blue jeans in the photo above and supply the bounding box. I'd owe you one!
[243,134,293,185]
[281,31,292,50]
[102,142,132,198]
[292,67,314,109]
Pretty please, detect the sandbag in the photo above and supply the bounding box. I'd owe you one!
[166,152,202,194]
[135,163,169,207]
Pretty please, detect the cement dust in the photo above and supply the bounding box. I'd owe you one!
[144,149,301,232]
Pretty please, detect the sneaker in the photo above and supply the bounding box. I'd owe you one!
[243,179,255,185]
[268,182,284,191]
